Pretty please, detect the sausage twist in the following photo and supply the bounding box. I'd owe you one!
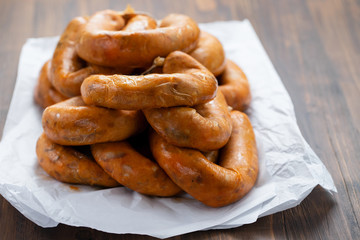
[42,97,147,145]
[91,141,181,196]
[190,31,226,76]
[36,133,119,187]
[34,60,67,108]
[149,111,258,207]
[76,10,200,68]
[218,60,251,111]
[143,91,232,151]
[34,8,256,207]
[81,51,217,110]
[50,16,132,97]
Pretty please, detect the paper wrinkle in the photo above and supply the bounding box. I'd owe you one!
[0,20,336,238]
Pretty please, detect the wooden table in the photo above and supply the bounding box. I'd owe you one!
[1,0,359,239]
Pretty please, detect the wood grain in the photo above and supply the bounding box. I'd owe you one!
[0,0,359,239]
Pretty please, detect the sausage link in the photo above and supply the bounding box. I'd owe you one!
[149,111,258,207]
[91,141,181,196]
[77,11,200,67]
[36,133,119,187]
[81,51,217,110]
[144,91,232,151]
[42,97,147,145]
[50,16,132,97]
[190,31,226,76]
[34,60,67,108]
[218,60,251,111]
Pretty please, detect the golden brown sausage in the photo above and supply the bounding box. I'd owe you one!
[42,97,147,145]
[143,91,232,151]
[76,11,200,67]
[190,31,226,76]
[81,51,217,110]
[149,111,258,207]
[218,60,251,111]
[50,16,132,97]
[36,133,119,187]
[91,141,181,196]
[34,60,67,108]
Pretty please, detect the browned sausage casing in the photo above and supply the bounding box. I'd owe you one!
[42,97,147,145]
[202,150,219,163]
[36,133,119,187]
[50,16,132,97]
[91,141,181,196]
[143,91,232,151]
[190,31,226,76]
[218,60,251,111]
[34,60,67,108]
[76,11,200,67]
[81,51,217,110]
[150,111,258,207]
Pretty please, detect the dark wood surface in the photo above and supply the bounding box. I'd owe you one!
[1,0,359,239]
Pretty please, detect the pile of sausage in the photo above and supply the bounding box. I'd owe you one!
[34,8,258,208]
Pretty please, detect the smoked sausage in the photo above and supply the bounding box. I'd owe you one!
[149,111,258,207]
[36,133,119,187]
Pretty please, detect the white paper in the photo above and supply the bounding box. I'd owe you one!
[0,20,336,238]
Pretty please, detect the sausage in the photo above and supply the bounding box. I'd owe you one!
[76,11,200,67]
[91,141,181,196]
[34,60,67,108]
[81,51,217,110]
[218,60,251,111]
[50,16,132,97]
[143,91,232,151]
[42,97,147,145]
[36,133,119,187]
[190,31,226,76]
[149,111,258,207]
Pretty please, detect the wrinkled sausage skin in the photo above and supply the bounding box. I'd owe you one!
[34,60,67,108]
[36,133,119,187]
[190,31,226,76]
[50,16,132,97]
[218,60,251,111]
[91,141,181,196]
[77,11,200,67]
[150,111,258,207]
[144,91,232,151]
[81,51,217,110]
[42,97,147,145]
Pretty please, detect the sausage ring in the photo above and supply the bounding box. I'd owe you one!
[36,133,119,187]
[91,141,181,196]
[42,97,147,145]
[190,31,226,76]
[149,111,258,207]
[50,16,132,97]
[143,91,232,151]
[76,10,200,67]
[218,59,251,111]
[122,14,157,31]
[81,51,217,110]
[34,60,67,108]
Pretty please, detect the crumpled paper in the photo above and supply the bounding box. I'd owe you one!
[0,20,336,238]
